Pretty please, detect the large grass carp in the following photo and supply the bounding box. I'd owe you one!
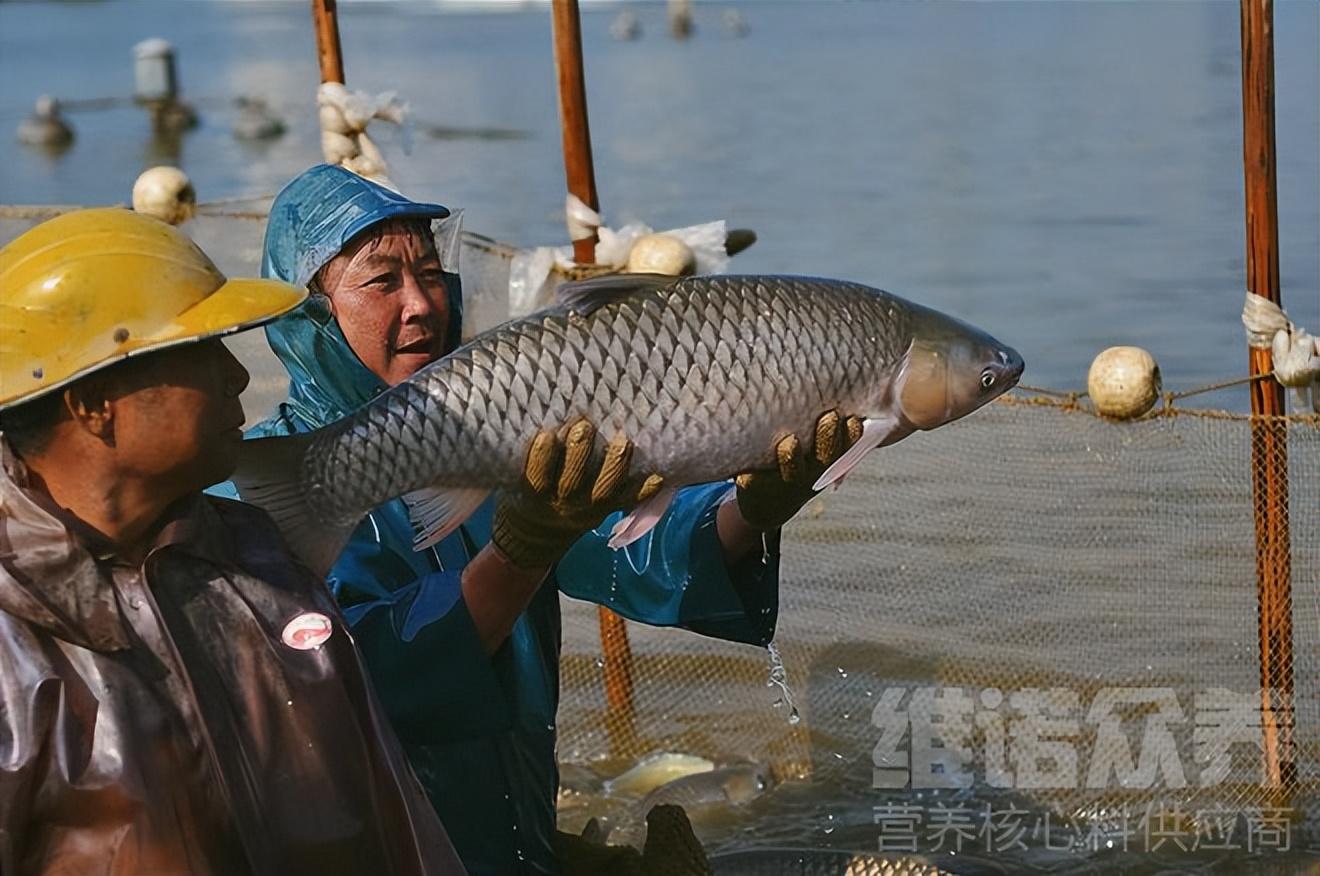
[235,274,1023,574]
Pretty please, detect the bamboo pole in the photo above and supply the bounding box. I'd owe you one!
[311,0,346,84]
[551,0,601,266]
[1239,0,1295,791]
[550,0,637,734]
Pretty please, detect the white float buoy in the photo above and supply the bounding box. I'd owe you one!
[16,96,74,150]
[132,166,196,226]
[626,233,697,277]
[1087,346,1162,419]
[234,97,287,142]
[610,11,642,41]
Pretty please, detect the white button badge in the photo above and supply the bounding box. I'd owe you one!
[281,612,334,651]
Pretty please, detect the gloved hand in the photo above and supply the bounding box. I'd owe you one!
[491,418,642,569]
[734,410,864,531]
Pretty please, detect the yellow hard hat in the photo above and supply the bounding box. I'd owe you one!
[0,207,306,410]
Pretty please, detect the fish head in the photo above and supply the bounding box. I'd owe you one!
[721,764,776,803]
[895,304,1024,430]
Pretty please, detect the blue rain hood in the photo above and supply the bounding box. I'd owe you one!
[259,164,464,421]
[263,164,449,288]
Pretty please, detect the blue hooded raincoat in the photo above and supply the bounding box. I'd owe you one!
[218,166,782,875]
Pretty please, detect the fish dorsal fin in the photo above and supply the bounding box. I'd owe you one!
[555,273,680,316]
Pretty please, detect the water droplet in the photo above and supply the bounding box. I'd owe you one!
[765,641,799,726]
[836,667,848,678]
[823,826,835,834]
[594,657,605,669]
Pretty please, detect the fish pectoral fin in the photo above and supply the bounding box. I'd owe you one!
[553,273,680,316]
[606,486,678,549]
[232,432,354,579]
[811,415,902,491]
[404,487,490,550]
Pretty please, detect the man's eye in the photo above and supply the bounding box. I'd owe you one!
[365,273,396,288]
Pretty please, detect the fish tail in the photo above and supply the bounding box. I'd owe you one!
[232,433,354,578]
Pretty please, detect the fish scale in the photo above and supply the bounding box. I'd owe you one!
[307,275,897,523]
[241,274,1022,570]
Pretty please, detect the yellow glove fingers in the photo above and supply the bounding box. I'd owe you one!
[591,433,634,505]
[845,415,864,449]
[734,471,755,491]
[637,473,666,503]
[813,410,842,466]
[525,430,561,494]
[775,433,803,484]
[557,419,597,500]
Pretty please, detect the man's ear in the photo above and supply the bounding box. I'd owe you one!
[64,379,116,446]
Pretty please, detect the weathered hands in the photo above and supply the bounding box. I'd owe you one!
[734,410,864,532]
[491,419,658,570]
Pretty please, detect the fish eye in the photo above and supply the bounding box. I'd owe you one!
[980,369,996,389]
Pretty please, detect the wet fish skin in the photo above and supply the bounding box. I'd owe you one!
[238,274,1022,573]
[604,752,717,797]
[638,764,774,813]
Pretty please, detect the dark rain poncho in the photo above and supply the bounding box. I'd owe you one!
[0,442,465,875]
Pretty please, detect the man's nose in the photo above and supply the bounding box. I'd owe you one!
[219,341,251,396]
[399,269,446,323]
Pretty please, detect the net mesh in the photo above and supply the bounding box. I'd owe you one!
[557,398,1320,851]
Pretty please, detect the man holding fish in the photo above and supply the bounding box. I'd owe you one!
[224,164,1022,874]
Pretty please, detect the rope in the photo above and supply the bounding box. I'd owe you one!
[565,193,600,242]
[316,82,406,188]
[1241,292,1320,414]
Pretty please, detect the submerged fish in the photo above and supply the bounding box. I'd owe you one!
[708,849,958,876]
[638,763,774,813]
[604,752,717,798]
[607,764,776,850]
[235,274,1023,574]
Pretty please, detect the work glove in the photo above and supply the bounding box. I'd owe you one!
[555,806,711,876]
[734,410,864,531]
[492,418,653,569]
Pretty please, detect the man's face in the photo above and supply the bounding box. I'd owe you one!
[109,339,251,493]
[318,219,450,386]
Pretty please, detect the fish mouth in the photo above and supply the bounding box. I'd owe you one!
[995,346,1026,390]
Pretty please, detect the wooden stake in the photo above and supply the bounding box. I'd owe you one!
[1239,0,1295,791]
[550,0,636,734]
[312,0,346,84]
[551,0,601,266]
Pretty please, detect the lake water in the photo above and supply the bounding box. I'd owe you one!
[2,0,1317,410]
[3,2,1320,871]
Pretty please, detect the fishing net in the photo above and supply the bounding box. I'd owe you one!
[556,398,1320,860]
[5,207,1319,865]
